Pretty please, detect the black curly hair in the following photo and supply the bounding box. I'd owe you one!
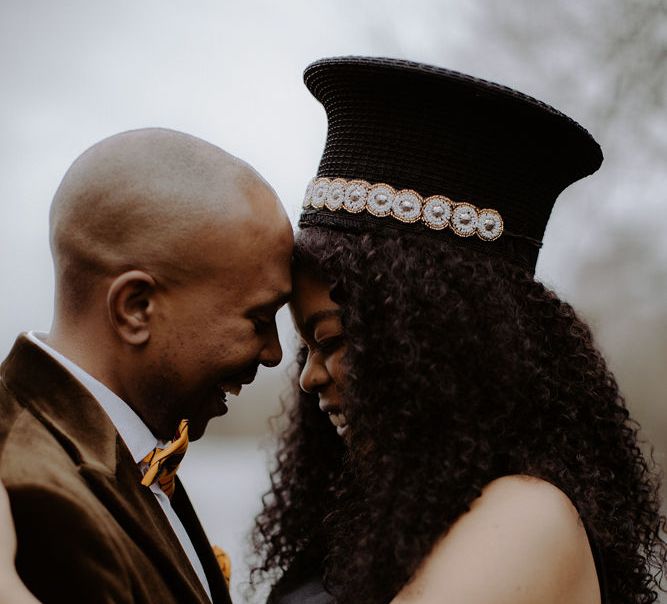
[251,225,666,604]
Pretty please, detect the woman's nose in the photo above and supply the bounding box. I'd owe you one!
[299,352,329,393]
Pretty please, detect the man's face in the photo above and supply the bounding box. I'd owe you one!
[139,197,293,440]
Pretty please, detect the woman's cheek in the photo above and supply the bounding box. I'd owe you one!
[328,347,347,385]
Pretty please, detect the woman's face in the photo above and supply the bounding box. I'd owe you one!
[290,270,349,439]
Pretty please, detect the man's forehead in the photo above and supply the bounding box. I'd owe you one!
[241,252,292,306]
[220,221,292,266]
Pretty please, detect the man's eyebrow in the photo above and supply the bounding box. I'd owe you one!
[249,291,292,315]
[303,309,342,335]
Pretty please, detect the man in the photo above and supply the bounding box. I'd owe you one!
[0,128,293,603]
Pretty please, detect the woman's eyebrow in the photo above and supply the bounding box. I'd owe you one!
[303,309,342,334]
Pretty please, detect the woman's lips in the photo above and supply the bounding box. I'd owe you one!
[327,412,349,437]
[320,403,349,437]
[327,412,347,427]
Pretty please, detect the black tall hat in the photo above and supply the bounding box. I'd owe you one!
[299,56,603,271]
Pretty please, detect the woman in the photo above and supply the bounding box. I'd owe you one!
[0,483,40,604]
[252,58,667,604]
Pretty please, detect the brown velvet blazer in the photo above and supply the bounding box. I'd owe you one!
[0,335,233,604]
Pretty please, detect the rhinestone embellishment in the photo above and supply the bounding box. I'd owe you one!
[311,178,330,209]
[422,196,452,230]
[476,210,504,241]
[451,204,478,237]
[303,177,504,240]
[303,178,315,208]
[326,178,347,211]
[366,184,395,217]
[392,190,422,223]
[344,180,370,213]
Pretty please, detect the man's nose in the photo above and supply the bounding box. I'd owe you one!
[259,326,283,368]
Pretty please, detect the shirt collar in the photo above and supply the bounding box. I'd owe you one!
[26,331,164,464]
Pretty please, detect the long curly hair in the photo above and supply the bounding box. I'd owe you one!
[251,225,666,604]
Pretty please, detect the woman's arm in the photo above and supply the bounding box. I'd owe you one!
[0,482,40,604]
[391,475,601,604]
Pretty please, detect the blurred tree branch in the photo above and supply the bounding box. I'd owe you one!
[469,0,667,160]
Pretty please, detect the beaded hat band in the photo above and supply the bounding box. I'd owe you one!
[303,176,504,241]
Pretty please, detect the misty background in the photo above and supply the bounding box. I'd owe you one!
[1,1,665,601]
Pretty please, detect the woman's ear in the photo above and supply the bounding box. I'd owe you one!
[107,270,156,346]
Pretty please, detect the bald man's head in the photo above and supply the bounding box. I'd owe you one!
[50,127,280,313]
[47,128,293,440]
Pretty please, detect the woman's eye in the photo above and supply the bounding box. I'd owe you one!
[315,335,344,353]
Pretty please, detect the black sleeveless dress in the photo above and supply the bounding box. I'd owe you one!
[271,530,609,604]
[271,576,335,604]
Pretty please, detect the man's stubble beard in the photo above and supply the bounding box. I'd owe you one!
[136,356,189,441]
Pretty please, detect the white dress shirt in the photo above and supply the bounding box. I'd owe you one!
[26,331,212,601]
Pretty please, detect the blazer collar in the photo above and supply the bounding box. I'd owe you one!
[1,334,118,475]
[25,331,162,465]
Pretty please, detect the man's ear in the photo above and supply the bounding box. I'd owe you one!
[107,270,156,346]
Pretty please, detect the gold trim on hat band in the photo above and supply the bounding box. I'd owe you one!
[302,177,504,241]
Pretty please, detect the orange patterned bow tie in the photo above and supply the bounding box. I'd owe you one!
[141,419,189,499]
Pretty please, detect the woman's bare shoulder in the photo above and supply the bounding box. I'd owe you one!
[392,475,600,604]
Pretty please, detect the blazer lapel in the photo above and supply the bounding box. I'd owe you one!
[172,478,233,604]
[1,335,212,604]
[81,447,213,603]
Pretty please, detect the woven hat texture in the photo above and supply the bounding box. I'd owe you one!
[300,56,603,270]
